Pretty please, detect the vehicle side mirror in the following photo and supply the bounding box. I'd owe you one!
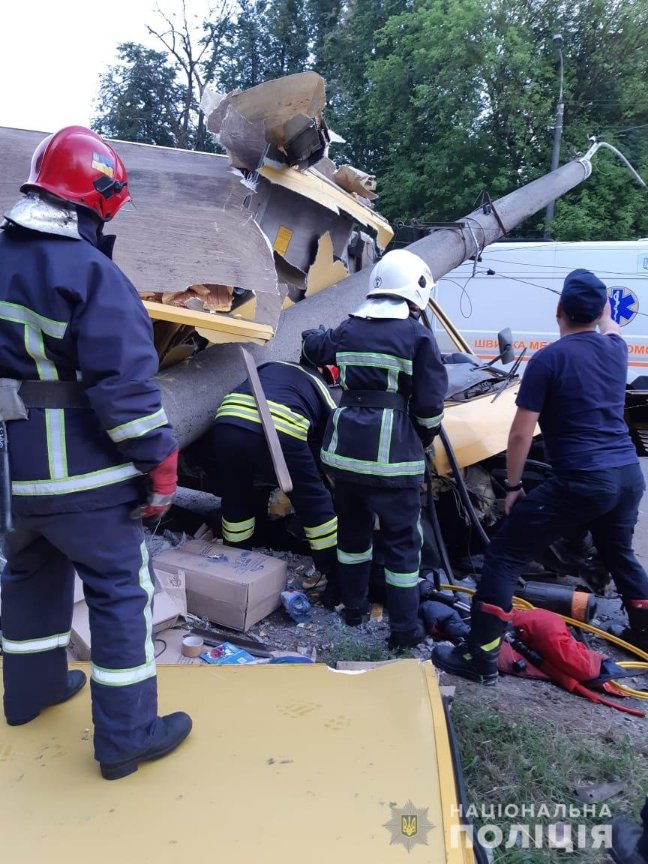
[498,328,515,365]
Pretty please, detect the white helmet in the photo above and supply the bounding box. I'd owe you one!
[367,249,434,310]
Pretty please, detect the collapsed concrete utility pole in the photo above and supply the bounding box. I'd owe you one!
[156,145,604,448]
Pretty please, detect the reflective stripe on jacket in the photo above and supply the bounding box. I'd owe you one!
[302,315,447,488]
[0,214,176,514]
[214,361,336,448]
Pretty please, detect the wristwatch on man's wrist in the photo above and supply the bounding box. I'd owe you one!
[504,479,524,492]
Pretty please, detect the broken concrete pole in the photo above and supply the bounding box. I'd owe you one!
[159,156,592,448]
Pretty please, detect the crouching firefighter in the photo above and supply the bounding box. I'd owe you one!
[0,127,191,779]
[433,269,648,685]
[302,249,448,649]
[200,359,340,604]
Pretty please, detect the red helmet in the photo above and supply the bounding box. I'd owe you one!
[21,126,131,221]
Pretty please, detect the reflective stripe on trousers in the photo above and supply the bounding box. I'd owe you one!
[1,504,160,763]
[222,515,255,542]
[304,516,337,551]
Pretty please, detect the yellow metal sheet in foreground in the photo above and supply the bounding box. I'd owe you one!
[0,660,472,864]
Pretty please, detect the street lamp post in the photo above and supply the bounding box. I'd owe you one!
[544,33,564,238]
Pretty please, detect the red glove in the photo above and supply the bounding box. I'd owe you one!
[131,448,178,520]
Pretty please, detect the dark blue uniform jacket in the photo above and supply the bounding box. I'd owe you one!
[214,360,336,456]
[303,315,448,488]
[0,214,176,514]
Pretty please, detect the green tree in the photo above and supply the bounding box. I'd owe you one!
[220,0,335,90]
[93,0,648,240]
[358,0,648,239]
[307,0,343,69]
[93,2,233,150]
[360,0,490,221]
[264,0,311,78]
[536,0,648,239]
[218,0,270,90]
[93,43,185,147]
[318,0,410,168]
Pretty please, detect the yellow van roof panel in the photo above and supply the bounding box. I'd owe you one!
[1,660,472,864]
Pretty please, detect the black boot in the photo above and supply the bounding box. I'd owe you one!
[432,600,510,686]
[344,607,365,627]
[320,580,340,610]
[318,564,341,610]
[624,601,648,652]
[6,670,87,726]
[611,802,648,864]
[388,622,426,651]
[100,711,193,780]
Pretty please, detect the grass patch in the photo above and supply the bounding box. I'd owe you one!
[452,697,647,862]
[318,621,413,666]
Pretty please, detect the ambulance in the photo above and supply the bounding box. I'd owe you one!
[432,240,648,382]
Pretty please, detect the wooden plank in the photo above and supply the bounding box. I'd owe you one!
[239,346,293,493]
[143,301,274,341]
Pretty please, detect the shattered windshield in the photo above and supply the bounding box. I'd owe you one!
[421,305,516,402]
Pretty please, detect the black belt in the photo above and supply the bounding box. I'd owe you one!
[340,390,408,411]
[20,381,89,409]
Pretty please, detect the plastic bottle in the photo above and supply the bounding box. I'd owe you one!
[281,590,312,623]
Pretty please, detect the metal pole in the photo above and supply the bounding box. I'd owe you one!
[544,35,564,237]
[160,155,594,448]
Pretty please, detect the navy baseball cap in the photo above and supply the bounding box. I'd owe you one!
[561,269,608,323]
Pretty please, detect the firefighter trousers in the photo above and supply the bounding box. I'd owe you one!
[476,463,648,610]
[335,482,423,633]
[1,504,160,765]
[207,424,337,574]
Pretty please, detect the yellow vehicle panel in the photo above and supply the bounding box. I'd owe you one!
[0,660,473,864]
[433,384,524,474]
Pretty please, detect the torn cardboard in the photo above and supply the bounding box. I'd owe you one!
[333,165,377,201]
[69,570,185,662]
[153,540,287,632]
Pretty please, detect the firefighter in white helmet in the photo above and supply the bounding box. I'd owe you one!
[302,249,448,648]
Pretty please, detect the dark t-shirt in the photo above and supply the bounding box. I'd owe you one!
[516,331,637,472]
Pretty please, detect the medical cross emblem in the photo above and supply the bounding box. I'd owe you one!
[609,286,639,326]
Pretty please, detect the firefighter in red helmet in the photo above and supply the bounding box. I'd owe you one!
[0,127,191,779]
[22,125,131,221]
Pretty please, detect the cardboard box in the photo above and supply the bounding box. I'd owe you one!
[153,540,287,632]
[153,565,187,619]
[69,570,185,662]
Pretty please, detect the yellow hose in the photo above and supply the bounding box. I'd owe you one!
[439,583,648,699]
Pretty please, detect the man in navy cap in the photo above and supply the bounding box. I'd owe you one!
[433,268,648,684]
